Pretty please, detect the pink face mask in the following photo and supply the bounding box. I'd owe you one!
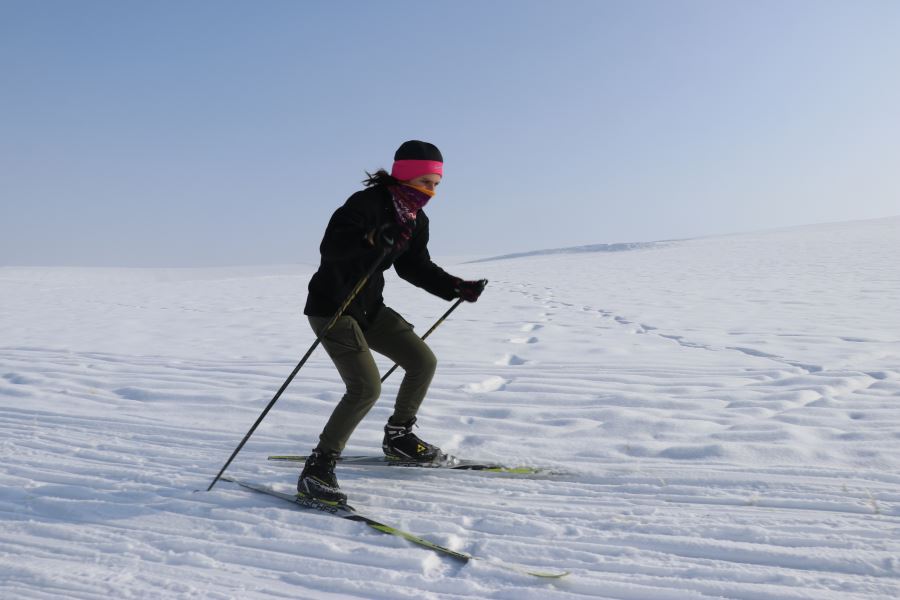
[389,184,432,225]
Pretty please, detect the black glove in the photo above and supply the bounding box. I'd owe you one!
[369,222,413,253]
[454,278,487,302]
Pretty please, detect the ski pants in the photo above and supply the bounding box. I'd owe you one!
[307,306,437,454]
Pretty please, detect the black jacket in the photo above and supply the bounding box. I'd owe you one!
[304,185,459,329]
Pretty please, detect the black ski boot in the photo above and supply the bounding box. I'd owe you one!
[297,448,347,505]
[382,417,442,462]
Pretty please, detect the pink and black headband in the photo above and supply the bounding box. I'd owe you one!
[390,140,443,181]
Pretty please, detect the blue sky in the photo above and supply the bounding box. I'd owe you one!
[2,1,898,266]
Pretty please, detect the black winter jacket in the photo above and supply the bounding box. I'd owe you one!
[304,185,459,329]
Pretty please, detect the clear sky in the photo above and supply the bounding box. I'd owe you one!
[2,0,898,267]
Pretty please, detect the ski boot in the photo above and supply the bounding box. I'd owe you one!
[382,416,442,462]
[297,448,347,505]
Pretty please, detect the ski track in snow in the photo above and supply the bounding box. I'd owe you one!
[2,218,900,598]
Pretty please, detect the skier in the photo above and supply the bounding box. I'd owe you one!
[298,140,485,504]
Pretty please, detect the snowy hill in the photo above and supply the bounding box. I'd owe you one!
[1,217,899,599]
[466,241,665,263]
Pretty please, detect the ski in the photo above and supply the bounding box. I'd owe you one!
[266,454,554,475]
[222,476,568,579]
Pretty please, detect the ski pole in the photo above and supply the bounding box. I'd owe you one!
[380,279,488,383]
[207,247,391,491]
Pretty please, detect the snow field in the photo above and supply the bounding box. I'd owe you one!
[1,217,899,598]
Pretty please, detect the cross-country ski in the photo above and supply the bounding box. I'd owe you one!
[266,454,555,475]
[223,476,569,579]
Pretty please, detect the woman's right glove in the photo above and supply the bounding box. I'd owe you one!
[368,222,414,253]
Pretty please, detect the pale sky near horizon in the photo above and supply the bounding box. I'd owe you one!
[2,0,898,267]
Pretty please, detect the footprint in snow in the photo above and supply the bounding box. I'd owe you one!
[463,376,508,393]
[495,354,527,366]
[508,336,539,344]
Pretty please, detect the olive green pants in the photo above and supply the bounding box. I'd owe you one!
[308,307,437,454]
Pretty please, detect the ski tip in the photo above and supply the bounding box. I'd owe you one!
[500,563,569,578]
[477,557,570,578]
[480,466,545,474]
[531,571,570,579]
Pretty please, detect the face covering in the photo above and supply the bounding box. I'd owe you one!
[388,183,434,226]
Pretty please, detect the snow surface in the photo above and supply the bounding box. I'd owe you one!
[2,217,899,599]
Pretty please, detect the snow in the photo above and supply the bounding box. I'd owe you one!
[1,216,899,599]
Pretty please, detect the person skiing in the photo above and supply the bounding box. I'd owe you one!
[298,140,486,504]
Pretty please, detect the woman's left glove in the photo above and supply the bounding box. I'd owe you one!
[454,279,488,302]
